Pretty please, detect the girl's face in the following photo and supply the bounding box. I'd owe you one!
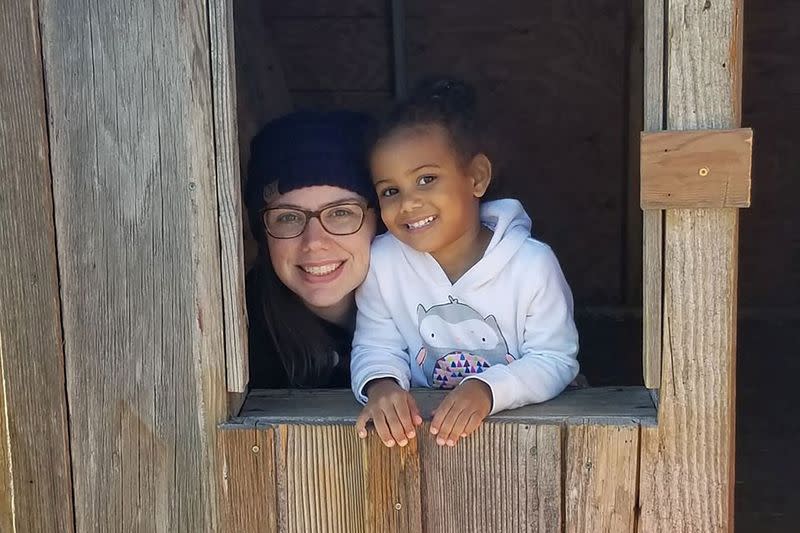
[370,125,490,264]
[265,185,377,319]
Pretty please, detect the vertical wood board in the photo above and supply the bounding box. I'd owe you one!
[565,424,640,533]
[642,0,665,388]
[0,2,75,531]
[419,423,562,533]
[39,0,227,530]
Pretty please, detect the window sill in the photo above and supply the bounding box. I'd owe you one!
[229,386,655,427]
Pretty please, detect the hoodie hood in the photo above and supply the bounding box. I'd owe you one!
[392,198,533,289]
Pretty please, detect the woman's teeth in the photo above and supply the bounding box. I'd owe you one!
[302,262,342,276]
[407,216,436,229]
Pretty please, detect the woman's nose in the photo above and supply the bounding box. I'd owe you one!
[300,217,330,250]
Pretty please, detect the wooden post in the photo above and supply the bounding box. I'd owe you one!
[0,2,75,531]
[638,1,743,531]
[38,0,228,530]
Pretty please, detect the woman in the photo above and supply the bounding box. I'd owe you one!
[244,110,378,389]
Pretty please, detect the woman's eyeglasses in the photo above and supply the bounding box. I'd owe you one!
[263,202,368,239]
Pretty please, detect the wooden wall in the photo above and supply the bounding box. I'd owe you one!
[252,0,631,306]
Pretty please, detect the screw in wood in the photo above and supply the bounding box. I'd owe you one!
[394,503,402,511]
[252,445,260,453]
[699,167,710,176]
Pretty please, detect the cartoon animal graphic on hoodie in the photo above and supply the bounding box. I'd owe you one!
[416,296,516,389]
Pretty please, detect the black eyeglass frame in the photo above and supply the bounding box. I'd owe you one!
[261,201,370,239]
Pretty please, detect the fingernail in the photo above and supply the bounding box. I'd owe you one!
[358,430,367,438]
[399,439,408,447]
[460,433,467,438]
[407,431,416,439]
[430,427,439,435]
[436,437,446,446]
[446,440,455,447]
[385,440,395,447]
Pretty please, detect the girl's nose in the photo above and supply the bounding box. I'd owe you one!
[399,192,423,213]
[301,217,330,250]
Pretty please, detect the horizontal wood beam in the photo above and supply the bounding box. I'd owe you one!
[641,128,753,209]
[234,386,656,426]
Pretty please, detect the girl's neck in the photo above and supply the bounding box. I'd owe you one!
[431,223,493,283]
[306,293,356,330]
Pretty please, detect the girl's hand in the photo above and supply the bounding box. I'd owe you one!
[355,378,423,448]
[430,380,493,447]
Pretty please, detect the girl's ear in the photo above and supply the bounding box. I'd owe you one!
[469,153,493,198]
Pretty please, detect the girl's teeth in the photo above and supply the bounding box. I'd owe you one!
[407,216,435,229]
[302,262,342,276]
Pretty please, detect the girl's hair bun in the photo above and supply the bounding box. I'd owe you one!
[415,77,477,118]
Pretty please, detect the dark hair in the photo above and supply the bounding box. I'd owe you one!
[374,77,485,165]
[244,110,375,387]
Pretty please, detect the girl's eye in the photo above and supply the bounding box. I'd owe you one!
[380,187,399,198]
[418,175,437,186]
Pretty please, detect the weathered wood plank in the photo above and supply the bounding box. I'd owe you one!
[209,0,249,393]
[565,424,639,533]
[641,128,753,209]
[637,1,742,528]
[240,387,657,426]
[642,0,665,388]
[276,425,367,533]
[39,0,227,530]
[0,2,75,531]
[217,425,279,533]
[419,423,562,533]
[363,432,422,532]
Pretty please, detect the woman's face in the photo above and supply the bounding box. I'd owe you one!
[265,185,377,318]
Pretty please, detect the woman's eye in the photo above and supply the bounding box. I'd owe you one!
[418,175,437,186]
[330,207,355,218]
[276,212,300,224]
[380,187,399,198]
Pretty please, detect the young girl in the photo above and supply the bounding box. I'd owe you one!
[351,79,580,448]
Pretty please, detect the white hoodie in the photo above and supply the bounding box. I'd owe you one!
[351,199,579,415]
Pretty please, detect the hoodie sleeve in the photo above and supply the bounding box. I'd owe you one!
[462,245,579,414]
[350,261,412,404]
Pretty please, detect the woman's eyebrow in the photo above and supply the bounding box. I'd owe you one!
[269,197,364,210]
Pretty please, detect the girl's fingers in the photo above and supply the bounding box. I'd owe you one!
[407,396,423,427]
[446,410,471,447]
[430,396,454,436]
[394,399,417,440]
[355,409,371,439]
[372,411,396,447]
[461,411,484,438]
[383,406,410,447]
[435,405,463,446]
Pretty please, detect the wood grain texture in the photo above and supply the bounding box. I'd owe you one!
[241,387,657,426]
[641,128,753,209]
[276,424,367,533]
[565,424,639,533]
[638,210,739,533]
[217,425,278,532]
[642,0,665,388]
[419,423,562,533]
[39,0,227,530]
[0,2,75,531]
[637,1,742,529]
[363,434,422,532]
[209,0,249,393]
